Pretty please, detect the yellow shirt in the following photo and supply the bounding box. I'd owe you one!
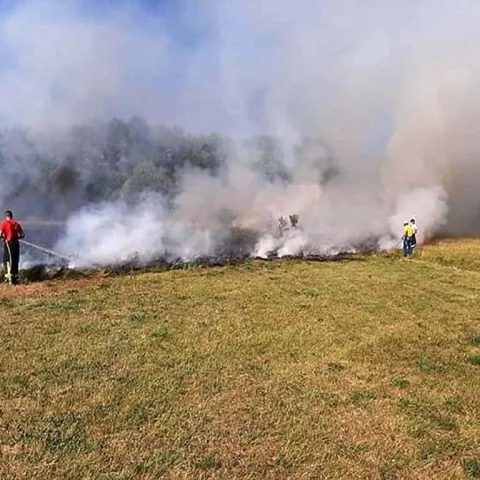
[404,224,414,237]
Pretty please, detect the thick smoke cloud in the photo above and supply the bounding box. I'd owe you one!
[1,0,479,266]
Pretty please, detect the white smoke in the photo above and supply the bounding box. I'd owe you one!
[55,198,218,267]
[378,186,449,251]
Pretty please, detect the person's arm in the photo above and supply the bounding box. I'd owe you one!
[16,223,25,239]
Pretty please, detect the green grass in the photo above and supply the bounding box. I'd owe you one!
[464,458,480,478]
[0,240,480,478]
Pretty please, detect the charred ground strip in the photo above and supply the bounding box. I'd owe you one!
[19,249,372,283]
[16,221,385,282]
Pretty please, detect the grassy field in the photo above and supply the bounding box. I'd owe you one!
[0,240,479,479]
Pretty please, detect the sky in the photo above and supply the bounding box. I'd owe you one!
[0,0,220,129]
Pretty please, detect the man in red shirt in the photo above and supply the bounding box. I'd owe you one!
[0,210,25,285]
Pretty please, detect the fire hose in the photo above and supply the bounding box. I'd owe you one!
[19,239,72,261]
[2,238,74,284]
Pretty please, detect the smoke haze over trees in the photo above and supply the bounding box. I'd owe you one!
[1,119,336,218]
[0,119,231,218]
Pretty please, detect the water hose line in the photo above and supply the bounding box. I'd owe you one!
[19,239,71,261]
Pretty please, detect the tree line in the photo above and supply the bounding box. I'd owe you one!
[0,117,338,219]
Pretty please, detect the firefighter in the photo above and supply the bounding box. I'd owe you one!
[410,218,418,248]
[0,210,25,284]
[402,221,414,257]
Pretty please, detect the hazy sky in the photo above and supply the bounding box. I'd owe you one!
[0,0,397,139]
[1,1,480,149]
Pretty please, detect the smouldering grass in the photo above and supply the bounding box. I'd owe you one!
[0,239,479,478]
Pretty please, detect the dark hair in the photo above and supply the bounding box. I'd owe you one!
[410,218,415,223]
[4,210,12,218]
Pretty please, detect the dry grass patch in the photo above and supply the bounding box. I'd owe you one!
[0,241,479,478]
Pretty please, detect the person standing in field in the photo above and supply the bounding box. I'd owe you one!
[410,218,418,249]
[0,210,25,285]
[402,221,414,257]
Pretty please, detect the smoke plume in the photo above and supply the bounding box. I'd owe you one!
[0,0,479,267]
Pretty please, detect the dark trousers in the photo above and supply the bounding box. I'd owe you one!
[403,237,413,257]
[3,240,20,281]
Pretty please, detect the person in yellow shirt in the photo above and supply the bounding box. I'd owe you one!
[402,221,414,257]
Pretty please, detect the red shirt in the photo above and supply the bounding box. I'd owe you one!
[0,218,25,242]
